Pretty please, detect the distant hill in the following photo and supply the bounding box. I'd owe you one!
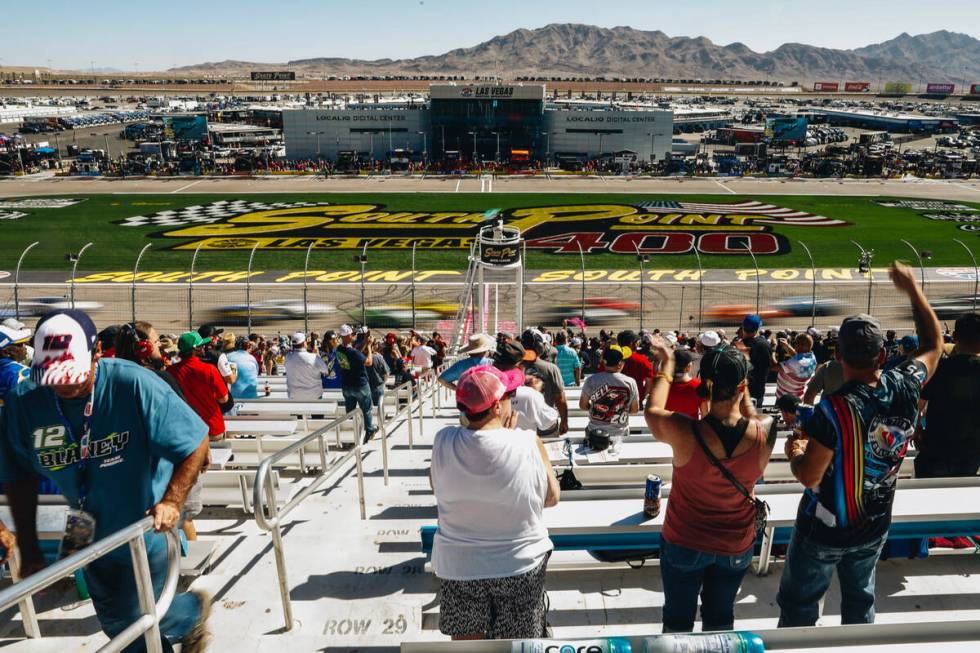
[170,24,980,84]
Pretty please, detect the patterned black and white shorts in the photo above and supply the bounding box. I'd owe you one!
[438,553,551,639]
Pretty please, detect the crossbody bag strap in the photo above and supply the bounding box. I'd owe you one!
[690,420,753,502]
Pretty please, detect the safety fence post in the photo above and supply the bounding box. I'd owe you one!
[13,241,39,320]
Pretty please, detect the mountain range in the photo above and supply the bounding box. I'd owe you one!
[170,24,980,84]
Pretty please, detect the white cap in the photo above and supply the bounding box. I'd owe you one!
[665,332,679,345]
[0,324,31,349]
[2,317,27,331]
[291,332,306,345]
[700,331,722,348]
[570,337,582,346]
[338,324,354,337]
[31,310,98,386]
[807,327,821,337]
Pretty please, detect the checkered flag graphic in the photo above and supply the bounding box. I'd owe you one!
[117,201,331,227]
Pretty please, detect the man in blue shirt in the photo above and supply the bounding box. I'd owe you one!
[320,330,343,391]
[335,324,377,442]
[437,333,494,391]
[226,335,260,399]
[553,331,582,387]
[0,310,211,652]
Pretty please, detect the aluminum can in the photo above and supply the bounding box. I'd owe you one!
[644,474,662,518]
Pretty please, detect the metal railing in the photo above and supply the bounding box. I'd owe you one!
[0,516,181,653]
[252,409,367,632]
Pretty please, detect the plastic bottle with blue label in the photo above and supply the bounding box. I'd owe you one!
[511,638,633,653]
[643,632,765,653]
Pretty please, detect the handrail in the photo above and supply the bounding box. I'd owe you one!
[252,408,367,632]
[0,516,180,653]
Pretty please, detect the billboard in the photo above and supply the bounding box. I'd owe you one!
[926,83,955,94]
[884,82,912,94]
[845,82,871,92]
[970,84,980,95]
[250,71,296,81]
[165,115,208,141]
[813,82,839,92]
[765,117,808,143]
[429,84,546,101]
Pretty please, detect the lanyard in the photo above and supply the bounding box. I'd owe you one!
[52,367,97,509]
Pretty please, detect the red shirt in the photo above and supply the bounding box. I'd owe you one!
[169,355,228,436]
[621,354,654,393]
[666,378,702,420]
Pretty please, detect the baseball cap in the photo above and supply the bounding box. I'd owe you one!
[98,325,121,353]
[838,314,884,362]
[495,340,526,368]
[456,364,525,415]
[198,324,224,339]
[520,328,545,352]
[570,337,582,347]
[0,324,32,349]
[807,327,821,338]
[291,332,307,346]
[742,314,763,332]
[30,309,98,386]
[178,331,207,354]
[699,331,722,348]
[338,324,354,337]
[461,333,495,355]
[602,345,625,367]
[699,346,750,389]
[2,317,27,331]
[900,334,919,351]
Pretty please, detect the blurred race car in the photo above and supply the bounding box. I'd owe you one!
[206,300,333,326]
[358,303,458,328]
[929,295,980,320]
[536,298,640,327]
[703,297,848,325]
[8,296,104,317]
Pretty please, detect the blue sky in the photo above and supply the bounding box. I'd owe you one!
[2,0,978,70]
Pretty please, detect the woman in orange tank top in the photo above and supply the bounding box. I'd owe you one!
[645,340,777,633]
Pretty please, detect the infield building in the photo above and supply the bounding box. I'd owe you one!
[282,83,673,165]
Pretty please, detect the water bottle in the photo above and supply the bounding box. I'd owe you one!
[511,638,632,653]
[643,632,765,653]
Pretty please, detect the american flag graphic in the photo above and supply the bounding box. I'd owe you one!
[632,200,845,227]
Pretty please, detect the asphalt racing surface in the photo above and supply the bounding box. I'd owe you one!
[1,174,980,199]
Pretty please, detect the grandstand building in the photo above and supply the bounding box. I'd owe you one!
[282,83,673,164]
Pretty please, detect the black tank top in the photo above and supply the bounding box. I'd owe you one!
[702,415,750,459]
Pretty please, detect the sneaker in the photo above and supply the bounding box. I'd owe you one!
[180,589,212,653]
[362,428,378,445]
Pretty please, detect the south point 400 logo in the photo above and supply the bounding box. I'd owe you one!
[115,199,847,256]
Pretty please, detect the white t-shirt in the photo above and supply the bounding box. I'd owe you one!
[431,425,553,580]
[216,352,234,379]
[284,349,329,400]
[512,385,559,435]
[411,345,436,368]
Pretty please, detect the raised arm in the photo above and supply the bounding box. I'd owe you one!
[643,338,694,446]
[889,261,942,380]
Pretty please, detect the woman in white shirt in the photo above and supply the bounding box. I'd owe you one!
[430,364,560,640]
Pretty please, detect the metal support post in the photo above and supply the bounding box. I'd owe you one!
[900,239,927,295]
[953,239,979,311]
[517,241,526,330]
[69,242,93,309]
[576,241,586,326]
[246,242,259,335]
[406,383,415,449]
[411,242,417,330]
[359,242,368,327]
[128,534,165,653]
[634,243,647,331]
[477,265,486,334]
[740,242,761,315]
[188,243,203,331]
[799,241,817,326]
[13,241,39,320]
[692,246,704,330]
[131,244,151,324]
[302,241,314,336]
[851,240,874,314]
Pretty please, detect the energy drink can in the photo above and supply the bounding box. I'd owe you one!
[644,474,662,519]
[796,404,815,433]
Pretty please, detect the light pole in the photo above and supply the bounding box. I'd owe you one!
[411,242,418,329]
[306,130,325,162]
[851,240,874,314]
[416,130,427,168]
[953,239,979,312]
[739,241,761,315]
[246,242,259,335]
[69,242,93,308]
[692,246,704,330]
[576,241,586,326]
[468,131,478,166]
[491,131,500,163]
[356,243,369,327]
[799,241,817,326]
[541,130,552,168]
[900,239,930,295]
[14,241,39,320]
[302,241,315,336]
[131,244,151,324]
[634,243,649,331]
[188,243,203,331]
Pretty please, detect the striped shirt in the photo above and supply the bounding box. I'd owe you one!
[555,345,581,386]
[776,352,817,399]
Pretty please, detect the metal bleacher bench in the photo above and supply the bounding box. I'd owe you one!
[420,479,980,576]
